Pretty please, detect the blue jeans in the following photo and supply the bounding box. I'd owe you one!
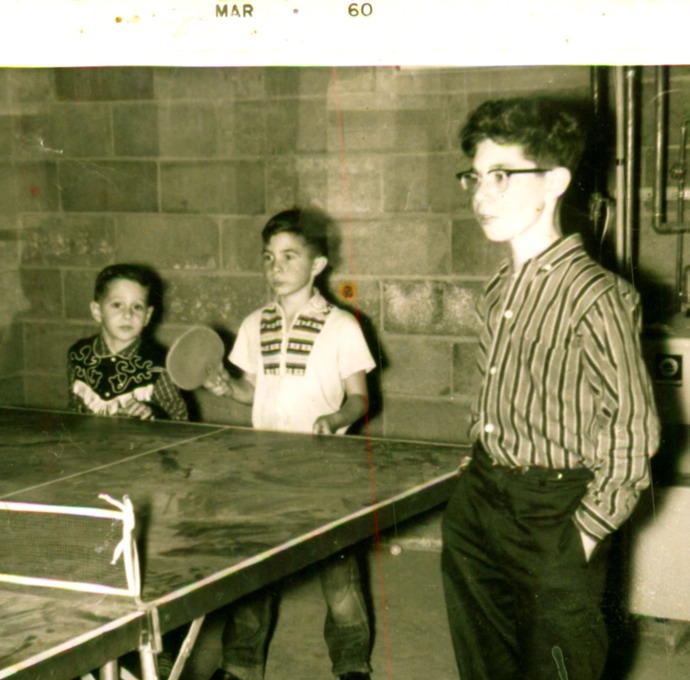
[220,551,371,679]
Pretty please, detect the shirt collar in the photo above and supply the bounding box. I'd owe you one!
[498,233,585,280]
[93,334,141,358]
[269,289,330,316]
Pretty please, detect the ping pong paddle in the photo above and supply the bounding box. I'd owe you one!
[166,326,225,390]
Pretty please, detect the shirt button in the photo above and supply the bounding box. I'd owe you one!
[484,423,495,433]
[543,264,553,272]
[504,309,513,319]
[489,366,497,375]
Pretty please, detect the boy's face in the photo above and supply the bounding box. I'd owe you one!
[469,139,565,245]
[262,231,327,302]
[90,278,153,353]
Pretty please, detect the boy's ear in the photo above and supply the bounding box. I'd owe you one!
[312,255,328,278]
[144,306,154,326]
[547,167,572,199]
[89,301,102,323]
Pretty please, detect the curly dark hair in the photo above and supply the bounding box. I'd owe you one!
[460,97,587,172]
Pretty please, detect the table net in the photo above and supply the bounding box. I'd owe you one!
[0,494,140,597]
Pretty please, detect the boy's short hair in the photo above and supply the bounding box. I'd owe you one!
[93,263,156,303]
[261,208,329,259]
[460,97,586,172]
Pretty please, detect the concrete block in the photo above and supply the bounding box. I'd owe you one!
[0,163,17,214]
[335,217,451,276]
[64,269,101,320]
[160,161,265,214]
[60,161,158,212]
[381,336,453,397]
[328,68,376,94]
[14,162,59,212]
[52,104,112,157]
[265,157,329,215]
[0,320,24,378]
[116,215,221,270]
[7,69,55,104]
[21,215,116,267]
[0,116,12,157]
[265,67,330,97]
[265,99,328,154]
[383,154,464,214]
[381,67,468,96]
[325,156,383,216]
[451,216,509,276]
[383,280,482,336]
[216,101,266,157]
[163,272,267,329]
[329,106,448,153]
[24,373,68,411]
[452,340,482,400]
[24,320,94,373]
[383,395,473,444]
[462,65,589,98]
[0,270,29,334]
[12,114,54,160]
[159,103,218,158]
[113,103,159,156]
[0,376,24,405]
[220,217,265,272]
[219,96,328,158]
[0,231,20,270]
[155,68,266,101]
[328,278,381,329]
[20,268,62,319]
[55,68,154,101]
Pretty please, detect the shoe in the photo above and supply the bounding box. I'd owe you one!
[339,674,371,680]
[210,670,243,680]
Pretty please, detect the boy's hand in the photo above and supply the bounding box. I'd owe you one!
[313,415,336,435]
[203,365,233,397]
[120,398,154,420]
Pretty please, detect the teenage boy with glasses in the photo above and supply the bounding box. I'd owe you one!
[441,97,660,680]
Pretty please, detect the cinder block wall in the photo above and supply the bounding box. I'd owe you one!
[0,65,601,441]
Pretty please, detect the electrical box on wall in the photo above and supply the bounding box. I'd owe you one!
[643,336,690,425]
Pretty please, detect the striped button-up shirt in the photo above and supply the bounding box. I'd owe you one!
[470,234,660,540]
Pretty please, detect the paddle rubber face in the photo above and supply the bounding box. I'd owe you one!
[166,326,225,390]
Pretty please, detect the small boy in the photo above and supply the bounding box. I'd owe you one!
[441,97,660,680]
[67,263,188,421]
[203,208,375,680]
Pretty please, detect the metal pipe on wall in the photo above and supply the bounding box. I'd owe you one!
[651,65,690,310]
[624,67,641,277]
[614,67,628,272]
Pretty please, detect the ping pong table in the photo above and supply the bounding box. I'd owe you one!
[0,406,464,680]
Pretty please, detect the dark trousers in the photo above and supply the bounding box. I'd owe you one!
[441,446,610,680]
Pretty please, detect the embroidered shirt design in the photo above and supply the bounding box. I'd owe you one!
[260,303,332,376]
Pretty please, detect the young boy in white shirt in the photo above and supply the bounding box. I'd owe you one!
[204,208,375,680]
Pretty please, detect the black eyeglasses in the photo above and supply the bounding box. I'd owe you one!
[456,168,553,194]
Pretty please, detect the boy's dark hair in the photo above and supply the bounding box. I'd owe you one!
[460,97,587,172]
[261,208,330,259]
[93,263,156,303]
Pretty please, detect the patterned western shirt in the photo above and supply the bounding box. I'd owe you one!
[67,334,188,421]
[470,234,660,540]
